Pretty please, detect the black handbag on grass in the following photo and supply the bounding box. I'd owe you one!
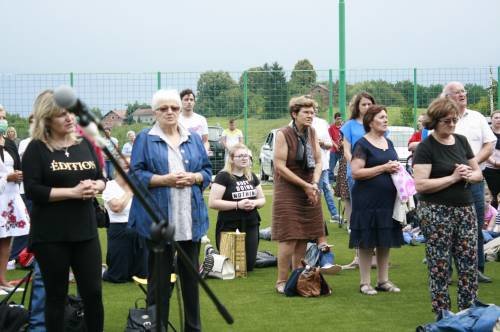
[64,295,86,332]
[125,299,164,332]
[93,198,110,228]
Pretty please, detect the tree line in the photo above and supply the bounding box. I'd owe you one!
[195,59,498,123]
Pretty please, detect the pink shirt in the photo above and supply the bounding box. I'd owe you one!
[483,204,497,229]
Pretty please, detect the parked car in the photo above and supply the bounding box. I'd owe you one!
[387,125,415,164]
[208,125,225,175]
[259,129,278,181]
[258,126,415,181]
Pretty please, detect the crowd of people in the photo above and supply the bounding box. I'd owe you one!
[0,81,498,330]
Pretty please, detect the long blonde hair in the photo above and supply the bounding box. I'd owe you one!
[222,143,253,181]
[31,90,79,150]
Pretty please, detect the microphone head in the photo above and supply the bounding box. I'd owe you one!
[53,85,78,109]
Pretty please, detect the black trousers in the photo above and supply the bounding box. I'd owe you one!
[215,221,259,272]
[32,237,104,332]
[484,167,500,208]
[146,240,201,332]
[103,223,148,283]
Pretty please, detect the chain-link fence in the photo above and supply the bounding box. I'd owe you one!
[1,67,498,171]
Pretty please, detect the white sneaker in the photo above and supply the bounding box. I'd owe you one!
[7,260,16,271]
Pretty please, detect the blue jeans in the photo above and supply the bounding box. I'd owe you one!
[470,182,485,271]
[320,170,338,218]
[105,159,114,180]
[329,151,341,183]
[29,261,46,332]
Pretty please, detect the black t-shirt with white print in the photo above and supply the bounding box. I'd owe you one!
[213,171,261,229]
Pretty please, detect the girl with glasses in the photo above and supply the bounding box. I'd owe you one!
[208,143,266,272]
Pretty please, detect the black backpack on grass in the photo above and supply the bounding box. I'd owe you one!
[0,270,32,332]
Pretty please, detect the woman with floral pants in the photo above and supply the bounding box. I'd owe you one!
[413,97,482,315]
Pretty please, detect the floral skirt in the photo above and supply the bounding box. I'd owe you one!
[0,193,30,238]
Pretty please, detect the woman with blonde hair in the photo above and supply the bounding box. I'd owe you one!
[22,90,105,331]
[209,143,266,271]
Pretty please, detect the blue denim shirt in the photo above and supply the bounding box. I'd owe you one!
[128,126,212,241]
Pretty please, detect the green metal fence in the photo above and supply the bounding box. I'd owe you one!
[1,67,498,168]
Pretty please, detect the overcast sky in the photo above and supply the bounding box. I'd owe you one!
[1,0,499,73]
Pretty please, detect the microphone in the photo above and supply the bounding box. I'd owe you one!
[53,85,106,148]
[53,85,88,119]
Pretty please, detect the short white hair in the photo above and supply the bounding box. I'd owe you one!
[441,81,463,98]
[126,130,135,136]
[151,89,181,111]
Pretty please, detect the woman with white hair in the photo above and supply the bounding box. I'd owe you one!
[128,89,211,331]
[121,130,135,157]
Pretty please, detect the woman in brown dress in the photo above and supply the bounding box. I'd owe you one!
[272,95,324,293]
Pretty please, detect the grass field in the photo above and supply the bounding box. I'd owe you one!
[6,187,500,331]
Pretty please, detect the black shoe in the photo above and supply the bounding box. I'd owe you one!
[478,271,492,283]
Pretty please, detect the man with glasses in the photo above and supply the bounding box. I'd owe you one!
[442,81,497,283]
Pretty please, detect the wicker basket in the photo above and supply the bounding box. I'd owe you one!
[220,232,247,278]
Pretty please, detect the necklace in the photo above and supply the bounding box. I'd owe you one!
[51,136,70,158]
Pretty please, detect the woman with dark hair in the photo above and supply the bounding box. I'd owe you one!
[0,105,29,291]
[349,105,403,295]
[208,143,266,271]
[22,90,105,331]
[271,95,324,294]
[341,92,377,270]
[341,92,376,218]
[129,89,211,331]
[414,97,482,316]
[483,110,500,208]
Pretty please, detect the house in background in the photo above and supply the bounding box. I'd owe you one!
[309,84,330,112]
[132,108,155,124]
[101,109,127,128]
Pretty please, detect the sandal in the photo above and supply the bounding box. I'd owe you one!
[375,281,400,293]
[359,284,377,295]
[275,281,286,294]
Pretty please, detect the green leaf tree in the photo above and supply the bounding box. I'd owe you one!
[288,59,317,97]
[197,71,239,117]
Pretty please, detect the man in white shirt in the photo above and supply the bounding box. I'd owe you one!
[444,81,497,283]
[312,109,340,222]
[179,89,210,152]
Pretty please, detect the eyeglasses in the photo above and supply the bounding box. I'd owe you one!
[155,105,180,112]
[234,154,250,159]
[448,89,467,96]
[439,117,459,125]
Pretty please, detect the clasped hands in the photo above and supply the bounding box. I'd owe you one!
[238,198,257,211]
[75,179,102,200]
[165,171,200,188]
[304,182,320,206]
[453,163,473,184]
[6,170,23,183]
[384,160,400,174]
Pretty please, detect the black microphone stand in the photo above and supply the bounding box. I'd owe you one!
[75,108,234,332]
